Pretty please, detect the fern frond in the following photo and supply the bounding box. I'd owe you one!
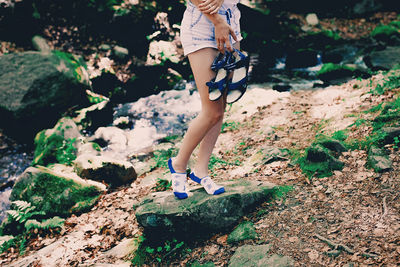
[11,201,32,212]
[41,217,65,229]
[6,210,20,222]
[24,219,42,231]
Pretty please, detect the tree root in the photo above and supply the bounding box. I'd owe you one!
[314,234,378,258]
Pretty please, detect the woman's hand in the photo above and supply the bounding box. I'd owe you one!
[214,19,238,53]
[198,0,224,14]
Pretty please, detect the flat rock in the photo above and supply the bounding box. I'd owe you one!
[228,244,294,267]
[135,180,277,241]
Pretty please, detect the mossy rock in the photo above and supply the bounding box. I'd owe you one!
[315,136,347,153]
[371,25,400,43]
[317,63,357,83]
[227,221,258,244]
[299,144,344,178]
[33,117,83,166]
[10,166,105,217]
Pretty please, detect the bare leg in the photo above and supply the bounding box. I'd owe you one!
[172,47,224,173]
[193,42,241,177]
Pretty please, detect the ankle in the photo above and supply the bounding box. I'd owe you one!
[193,169,208,178]
[171,158,186,173]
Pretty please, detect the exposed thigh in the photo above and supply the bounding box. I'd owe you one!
[188,47,223,112]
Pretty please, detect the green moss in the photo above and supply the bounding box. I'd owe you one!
[308,30,341,41]
[297,143,344,178]
[331,130,348,141]
[32,131,77,166]
[92,142,102,152]
[389,21,400,29]
[317,63,356,76]
[52,50,87,83]
[371,25,399,38]
[227,221,257,244]
[11,169,101,217]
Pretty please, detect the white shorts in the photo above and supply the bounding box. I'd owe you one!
[180,1,243,56]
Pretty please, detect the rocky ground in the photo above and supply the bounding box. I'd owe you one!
[1,72,399,266]
[1,7,400,267]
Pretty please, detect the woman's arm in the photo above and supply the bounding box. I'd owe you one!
[190,0,238,53]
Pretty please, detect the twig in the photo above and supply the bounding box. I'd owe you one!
[314,234,378,258]
[382,196,388,219]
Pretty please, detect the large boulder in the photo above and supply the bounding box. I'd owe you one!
[135,180,277,241]
[228,244,294,267]
[10,165,105,217]
[0,51,90,142]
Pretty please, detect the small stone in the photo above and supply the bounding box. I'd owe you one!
[306,13,319,26]
[32,35,51,53]
[113,46,129,60]
[99,44,111,51]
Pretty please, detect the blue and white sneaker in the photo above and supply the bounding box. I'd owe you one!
[168,158,188,199]
[189,172,225,195]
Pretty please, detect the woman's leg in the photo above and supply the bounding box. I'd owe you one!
[172,47,224,173]
[193,42,241,177]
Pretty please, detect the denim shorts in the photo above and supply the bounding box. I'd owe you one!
[180,1,243,56]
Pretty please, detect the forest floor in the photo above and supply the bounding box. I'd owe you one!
[1,10,400,267]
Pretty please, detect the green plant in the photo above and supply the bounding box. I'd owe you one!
[331,130,348,141]
[208,155,228,173]
[0,201,65,253]
[393,136,400,149]
[371,73,400,95]
[221,121,241,133]
[132,238,189,265]
[152,148,178,170]
[153,178,172,192]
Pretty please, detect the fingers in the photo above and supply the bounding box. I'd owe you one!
[217,39,224,54]
[230,27,238,42]
[199,5,219,14]
[198,0,221,14]
[225,39,233,52]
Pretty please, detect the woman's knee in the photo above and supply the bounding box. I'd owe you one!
[203,107,224,125]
